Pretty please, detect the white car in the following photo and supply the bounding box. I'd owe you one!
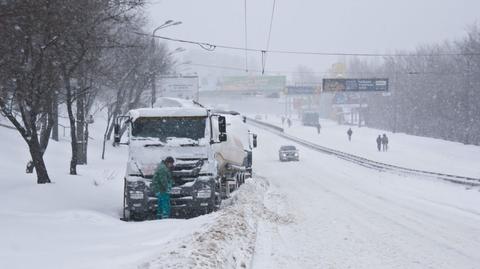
[279,145,299,161]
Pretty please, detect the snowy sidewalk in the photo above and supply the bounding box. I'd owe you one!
[253,115,480,179]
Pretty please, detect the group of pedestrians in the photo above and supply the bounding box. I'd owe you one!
[376,134,389,152]
[346,128,389,152]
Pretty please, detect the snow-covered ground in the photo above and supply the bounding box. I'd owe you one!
[0,116,267,269]
[1,109,480,268]
[252,115,480,179]
[250,126,480,268]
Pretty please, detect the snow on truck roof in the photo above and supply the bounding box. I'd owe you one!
[129,98,207,120]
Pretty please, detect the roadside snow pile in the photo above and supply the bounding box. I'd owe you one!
[143,177,270,269]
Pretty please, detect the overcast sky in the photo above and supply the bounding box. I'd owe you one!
[148,0,480,76]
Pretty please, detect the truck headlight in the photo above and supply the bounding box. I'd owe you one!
[294,153,298,156]
[129,191,144,200]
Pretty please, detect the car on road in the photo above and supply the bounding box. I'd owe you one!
[279,145,299,161]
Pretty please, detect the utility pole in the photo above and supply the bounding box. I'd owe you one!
[392,64,398,133]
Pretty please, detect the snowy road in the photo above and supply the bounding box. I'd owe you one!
[251,127,480,269]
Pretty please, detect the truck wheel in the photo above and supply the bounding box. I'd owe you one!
[122,178,130,221]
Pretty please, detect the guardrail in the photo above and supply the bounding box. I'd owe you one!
[247,117,480,187]
[246,117,284,133]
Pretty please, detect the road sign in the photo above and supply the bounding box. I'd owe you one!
[286,86,319,95]
[323,78,388,92]
[159,75,199,101]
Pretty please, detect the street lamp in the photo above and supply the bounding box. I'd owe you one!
[151,20,182,107]
[152,20,182,37]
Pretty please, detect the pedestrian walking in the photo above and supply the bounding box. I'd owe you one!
[287,118,292,128]
[316,123,321,134]
[381,134,389,151]
[152,156,175,219]
[376,135,382,151]
[347,128,353,141]
[281,116,285,125]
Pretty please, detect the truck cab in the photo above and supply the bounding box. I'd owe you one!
[115,99,227,220]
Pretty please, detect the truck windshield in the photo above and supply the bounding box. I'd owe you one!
[132,117,206,141]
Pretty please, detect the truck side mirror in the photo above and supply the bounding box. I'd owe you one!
[114,123,120,143]
[218,116,226,133]
[253,134,257,148]
[219,133,227,142]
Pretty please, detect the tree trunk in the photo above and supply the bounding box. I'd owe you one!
[101,114,112,160]
[39,111,55,154]
[65,80,78,175]
[52,93,59,141]
[76,89,86,165]
[28,138,51,184]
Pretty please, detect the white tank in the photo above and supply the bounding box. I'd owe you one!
[212,114,248,172]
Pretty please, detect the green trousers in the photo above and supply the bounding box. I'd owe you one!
[156,192,171,219]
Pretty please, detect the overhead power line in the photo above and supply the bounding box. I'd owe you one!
[262,0,277,74]
[136,32,480,57]
[244,0,248,72]
[185,62,471,76]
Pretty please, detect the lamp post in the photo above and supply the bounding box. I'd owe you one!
[151,20,182,107]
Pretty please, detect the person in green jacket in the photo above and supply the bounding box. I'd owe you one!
[152,156,175,219]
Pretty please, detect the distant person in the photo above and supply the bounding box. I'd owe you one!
[347,128,353,141]
[152,156,175,219]
[281,116,285,125]
[382,134,389,151]
[287,118,292,128]
[376,135,382,151]
[316,123,321,134]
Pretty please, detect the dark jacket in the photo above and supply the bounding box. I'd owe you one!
[376,136,382,145]
[382,135,389,144]
[151,162,173,194]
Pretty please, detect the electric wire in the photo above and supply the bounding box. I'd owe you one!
[244,0,248,72]
[262,0,277,74]
[136,32,480,57]
[185,62,471,76]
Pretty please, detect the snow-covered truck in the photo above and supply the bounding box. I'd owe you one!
[213,110,257,177]
[114,98,254,220]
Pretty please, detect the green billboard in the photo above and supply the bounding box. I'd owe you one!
[219,76,286,92]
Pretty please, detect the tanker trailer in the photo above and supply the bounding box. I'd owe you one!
[212,111,257,197]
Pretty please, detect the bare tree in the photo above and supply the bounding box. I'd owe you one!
[0,0,61,183]
[48,0,145,174]
[97,29,173,159]
[349,24,480,145]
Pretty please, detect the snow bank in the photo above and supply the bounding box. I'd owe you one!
[143,177,270,269]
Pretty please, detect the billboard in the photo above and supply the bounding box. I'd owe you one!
[159,75,199,101]
[286,86,321,95]
[323,78,388,92]
[219,76,286,92]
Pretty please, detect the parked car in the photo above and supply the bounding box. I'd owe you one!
[279,145,299,161]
